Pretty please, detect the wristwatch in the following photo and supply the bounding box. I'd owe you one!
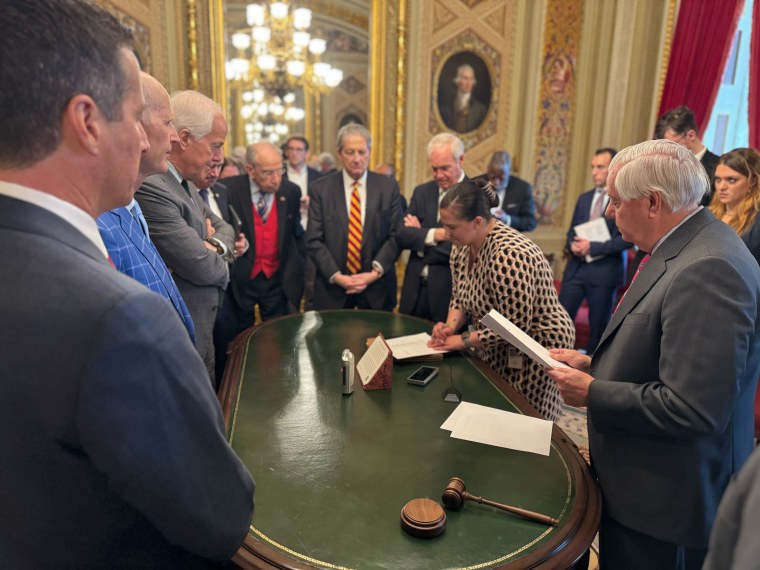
[206,236,224,254]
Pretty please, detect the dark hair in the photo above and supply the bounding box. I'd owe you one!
[440,177,499,221]
[594,147,618,160]
[0,0,134,168]
[655,105,698,138]
[286,135,310,151]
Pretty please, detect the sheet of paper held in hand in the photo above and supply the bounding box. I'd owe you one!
[356,334,389,386]
[385,333,448,360]
[480,309,570,370]
[573,217,611,263]
[441,402,552,456]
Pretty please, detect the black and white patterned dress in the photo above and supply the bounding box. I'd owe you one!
[449,221,575,421]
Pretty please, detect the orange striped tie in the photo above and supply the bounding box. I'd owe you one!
[347,181,362,274]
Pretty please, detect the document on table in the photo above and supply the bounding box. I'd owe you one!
[441,402,552,456]
[357,334,390,386]
[574,217,611,262]
[385,333,448,360]
[480,309,570,369]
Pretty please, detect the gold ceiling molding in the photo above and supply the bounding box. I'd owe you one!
[308,0,369,31]
[460,0,488,7]
[483,3,508,38]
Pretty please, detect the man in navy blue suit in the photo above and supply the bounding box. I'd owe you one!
[97,73,195,341]
[559,147,633,354]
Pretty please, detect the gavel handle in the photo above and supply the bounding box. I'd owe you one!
[462,491,559,526]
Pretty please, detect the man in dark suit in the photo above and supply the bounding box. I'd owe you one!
[137,91,246,385]
[97,72,195,341]
[656,105,720,205]
[283,135,322,231]
[397,133,464,323]
[548,140,760,570]
[198,162,232,223]
[215,141,305,378]
[559,147,633,354]
[485,150,537,232]
[306,124,403,310]
[0,1,254,565]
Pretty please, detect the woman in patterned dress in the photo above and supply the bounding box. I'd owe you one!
[429,178,574,421]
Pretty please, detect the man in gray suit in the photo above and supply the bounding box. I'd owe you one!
[137,90,246,385]
[0,0,254,565]
[547,140,760,569]
[306,124,403,310]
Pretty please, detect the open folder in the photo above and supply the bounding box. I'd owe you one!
[480,309,570,369]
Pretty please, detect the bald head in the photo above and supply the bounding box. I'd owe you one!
[137,72,178,183]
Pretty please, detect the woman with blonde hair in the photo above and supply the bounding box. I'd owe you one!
[710,147,760,265]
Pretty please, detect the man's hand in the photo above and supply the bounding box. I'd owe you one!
[205,218,216,239]
[334,273,372,294]
[404,214,421,228]
[233,233,248,257]
[432,228,447,242]
[571,237,590,257]
[545,366,593,407]
[549,348,592,372]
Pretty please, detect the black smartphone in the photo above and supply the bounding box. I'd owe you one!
[406,366,439,386]
[228,204,243,237]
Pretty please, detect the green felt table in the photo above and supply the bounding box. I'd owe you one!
[219,310,600,569]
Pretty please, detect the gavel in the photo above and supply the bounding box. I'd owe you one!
[442,476,559,526]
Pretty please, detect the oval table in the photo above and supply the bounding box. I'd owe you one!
[219,310,600,569]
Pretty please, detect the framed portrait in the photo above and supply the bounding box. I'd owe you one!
[436,51,492,134]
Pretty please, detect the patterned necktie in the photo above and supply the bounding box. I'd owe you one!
[347,180,362,274]
[614,254,651,312]
[257,193,267,220]
[130,201,149,237]
[590,189,605,220]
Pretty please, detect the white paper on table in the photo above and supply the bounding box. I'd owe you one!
[480,310,570,369]
[440,402,552,456]
[385,333,448,359]
[356,335,390,386]
[574,217,611,262]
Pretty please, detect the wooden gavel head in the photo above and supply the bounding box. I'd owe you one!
[441,476,467,510]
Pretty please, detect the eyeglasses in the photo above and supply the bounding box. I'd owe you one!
[286,146,307,152]
[256,166,285,178]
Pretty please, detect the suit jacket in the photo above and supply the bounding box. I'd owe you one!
[209,181,231,223]
[97,206,196,341]
[136,170,234,370]
[284,165,322,189]
[440,95,488,133]
[700,149,721,206]
[561,188,632,289]
[396,179,453,322]
[587,208,760,548]
[0,194,254,567]
[306,171,403,310]
[498,175,537,232]
[223,174,306,307]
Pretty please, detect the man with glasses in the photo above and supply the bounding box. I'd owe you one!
[215,141,305,377]
[283,135,322,231]
[656,105,720,205]
[137,90,244,386]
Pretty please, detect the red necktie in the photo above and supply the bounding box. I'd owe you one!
[347,181,362,274]
[614,254,650,312]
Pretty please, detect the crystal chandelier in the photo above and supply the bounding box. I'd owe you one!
[226,2,344,99]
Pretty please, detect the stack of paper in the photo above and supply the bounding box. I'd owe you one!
[384,333,448,360]
[441,402,553,456]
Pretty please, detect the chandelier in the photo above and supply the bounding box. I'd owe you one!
[226,2,344,99]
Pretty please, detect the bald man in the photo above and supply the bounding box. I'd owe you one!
[97,73,195,340]
[214,141,305,377]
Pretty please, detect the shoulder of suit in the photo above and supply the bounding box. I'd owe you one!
[310,171,341,192]
[279,178,301,196]
[506,175,531,191]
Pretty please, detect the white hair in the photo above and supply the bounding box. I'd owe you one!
[609,139,708,212]
[170,90,224,140]
[336,123,371,151]
[427,132,464,161]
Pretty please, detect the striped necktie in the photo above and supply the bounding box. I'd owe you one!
[347,180,362,274]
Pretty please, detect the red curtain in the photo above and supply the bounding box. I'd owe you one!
[658,0,744,136]
[749,0,760,148]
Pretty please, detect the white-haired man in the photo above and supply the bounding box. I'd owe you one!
[440,64,487,133]
[137,91,245,385]
[547,139,760,569]
[396,133,465,323]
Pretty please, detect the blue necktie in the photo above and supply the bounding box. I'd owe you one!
[130,201,150,237]
[199,188,210,206]
[257,193,267,220]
